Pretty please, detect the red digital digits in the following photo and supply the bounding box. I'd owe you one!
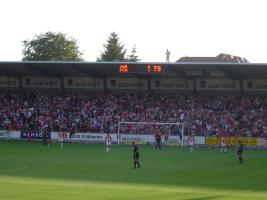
[147,65,162,72]
[147,65,151,72]
[119,64,128,73]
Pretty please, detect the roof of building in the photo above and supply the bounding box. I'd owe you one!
[0,61,266,79]
[177,53,249,64]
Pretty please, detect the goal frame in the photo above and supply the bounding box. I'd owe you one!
[117,121,185,147]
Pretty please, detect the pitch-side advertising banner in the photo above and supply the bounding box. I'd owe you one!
[205,137,259,146]
[70,133,108,142]
[51,132,70,140]
[119,135,204,145]
[0,130,19,139]
[0,130,9,138]
[1,131,266,147]
[258,138,267,146]
[20,130,51,139]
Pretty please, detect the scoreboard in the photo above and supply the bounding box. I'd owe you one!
[119,64,164,74]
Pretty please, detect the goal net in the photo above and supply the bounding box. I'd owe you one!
[117,122,185,147]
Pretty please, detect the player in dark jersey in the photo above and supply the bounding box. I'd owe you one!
[155,133,162,150]
[133,144,141,168]
[42,131,48,146]
[237,140,244,164]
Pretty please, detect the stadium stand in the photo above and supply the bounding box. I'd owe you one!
[0,92,267,137]
[0,61,267,137]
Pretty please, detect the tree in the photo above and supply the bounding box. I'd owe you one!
[22,32,83,61]
[97,32,127,61]
[126,45,141,62]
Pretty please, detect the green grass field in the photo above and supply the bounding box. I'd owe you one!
[0,140,267,200]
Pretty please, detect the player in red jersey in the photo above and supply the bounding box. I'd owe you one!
[105,133,112,153]
[58,132,64,149]
[220,136,227,153]
[187,134,195,152]
[27,132,32,142]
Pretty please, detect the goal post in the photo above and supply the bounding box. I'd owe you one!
[117,121,185,147]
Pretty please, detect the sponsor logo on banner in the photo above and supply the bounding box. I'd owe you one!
[20,131,51,139]
[258,138,267,147]
[151,79,193,90]
[58,132,70,140]
[120,134,154,143]
[243,79,267,91]
[107,78,148,90]
[0,130,8,138]
[197,79,236,91]
[205,137,221,145]
[205,137,259,146]
[120,134,183,144]
[22,77,60,88]
[121,135,143,142]
[0,77,19,88]
[164,135,182,144]
[63,77,104,89]
[71,133,104,141]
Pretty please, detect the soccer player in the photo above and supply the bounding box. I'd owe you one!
[105,133,112,153]
[133,144,141,168]
[220,136,227,153]
[237,140,244,164]
[42,131,47,146]
[188,134,195,152]
[155,131,162,150]
[58,132,64,149]
[27,132,32,142]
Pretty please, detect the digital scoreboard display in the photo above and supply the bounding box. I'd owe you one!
[119,64,164,74]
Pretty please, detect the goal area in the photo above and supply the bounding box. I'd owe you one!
[117,121,185,147]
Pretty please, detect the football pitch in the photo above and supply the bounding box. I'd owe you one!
[0,141,267,200]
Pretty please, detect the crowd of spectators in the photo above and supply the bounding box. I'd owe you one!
[1,92,267,137]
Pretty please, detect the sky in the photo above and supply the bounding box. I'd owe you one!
[1,0,267,63]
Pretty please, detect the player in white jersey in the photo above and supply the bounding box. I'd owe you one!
[105,133,112,153]
[220,136,227,153]
[58,132,64,149]
[188,134,195,152]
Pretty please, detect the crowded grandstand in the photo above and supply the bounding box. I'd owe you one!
[1,93,267,138]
